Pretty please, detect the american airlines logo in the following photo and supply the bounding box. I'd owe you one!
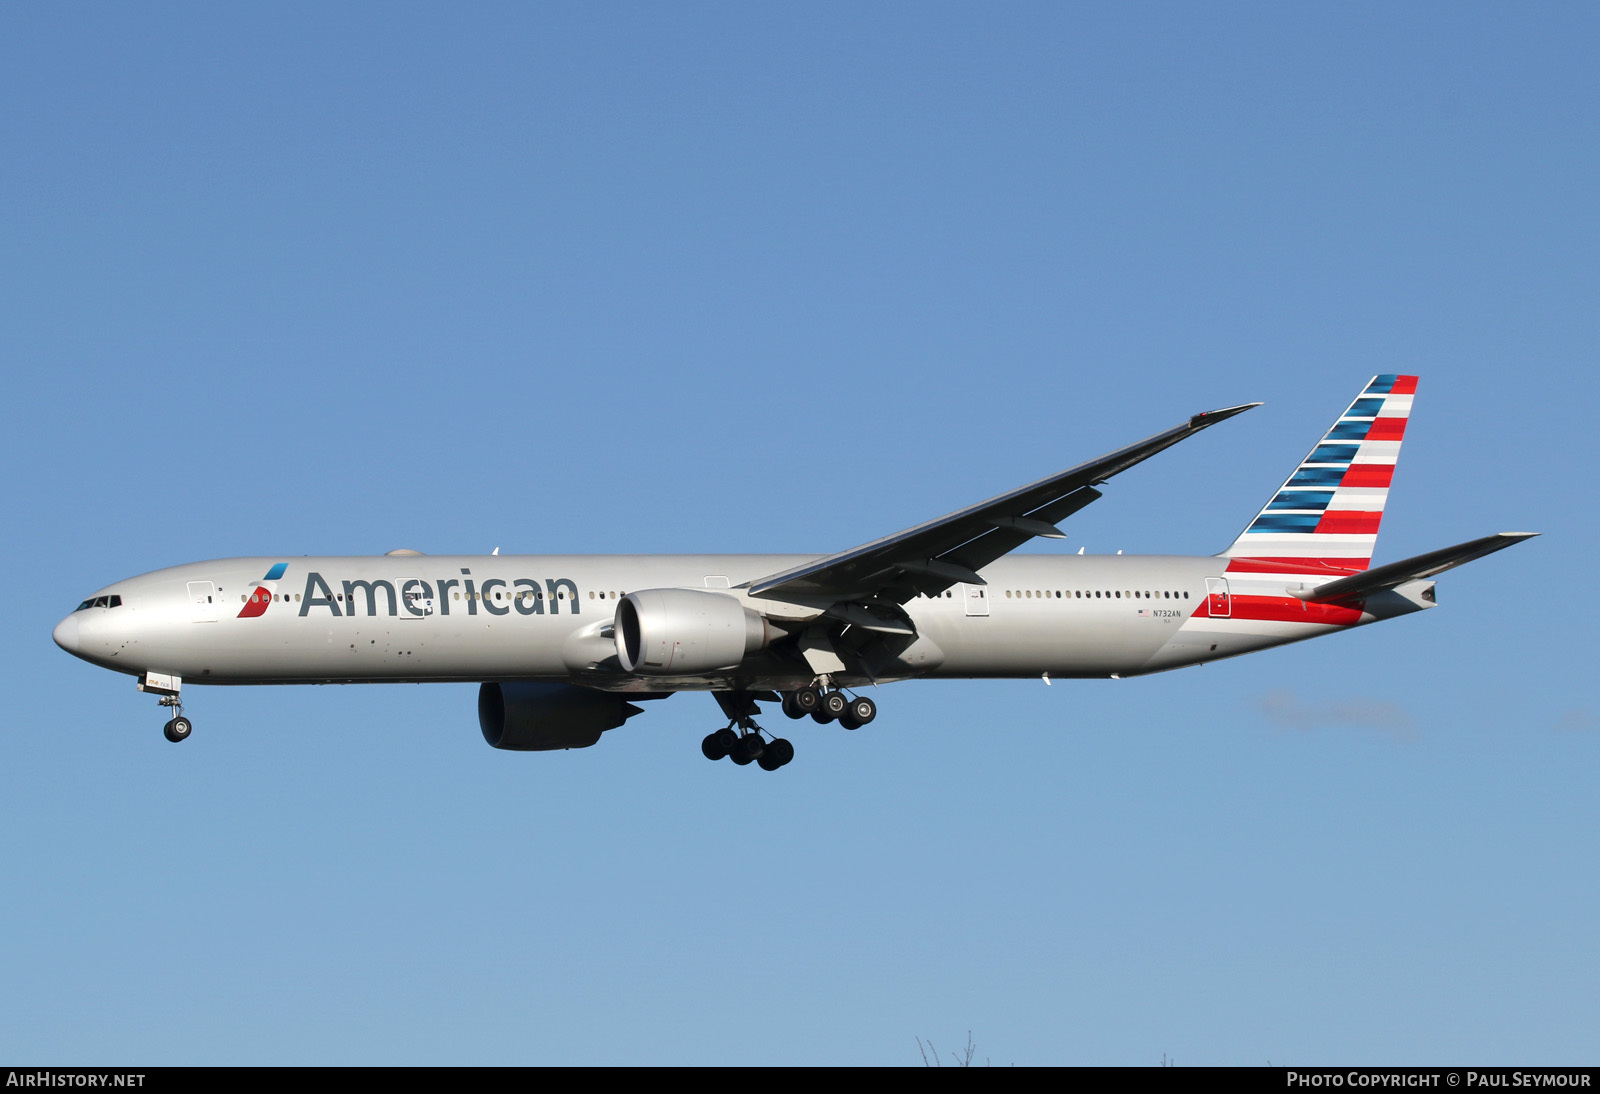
[236,562,289,619]
[294,570,581,618]
[237,565,584,619]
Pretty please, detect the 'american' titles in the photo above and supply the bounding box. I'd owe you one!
[297,570,581,618]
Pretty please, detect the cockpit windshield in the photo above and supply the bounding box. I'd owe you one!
[74,595,122,611]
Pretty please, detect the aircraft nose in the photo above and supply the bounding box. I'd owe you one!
[53,613,81,654]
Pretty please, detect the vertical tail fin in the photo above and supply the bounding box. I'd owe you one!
[1221,375,1417,573]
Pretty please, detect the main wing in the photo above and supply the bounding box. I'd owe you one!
[746,401,1260,618]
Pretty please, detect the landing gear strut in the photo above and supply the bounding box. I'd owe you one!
[139,672,193,744]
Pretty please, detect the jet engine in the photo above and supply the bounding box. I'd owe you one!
[615,588,778,675]
[478,681,644,751]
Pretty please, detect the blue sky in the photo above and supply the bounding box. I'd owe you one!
[2,3,1594,1065]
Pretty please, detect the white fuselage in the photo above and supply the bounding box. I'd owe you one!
[52,553,1434,692]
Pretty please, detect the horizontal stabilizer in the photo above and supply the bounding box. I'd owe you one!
[1295,532,1539,602]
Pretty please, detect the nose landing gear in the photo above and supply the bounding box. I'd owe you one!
[139,672,193,744]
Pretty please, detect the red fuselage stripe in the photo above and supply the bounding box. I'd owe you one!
[1194,594,1363,626]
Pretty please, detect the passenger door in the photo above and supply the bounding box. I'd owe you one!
[1205,577,1231,618]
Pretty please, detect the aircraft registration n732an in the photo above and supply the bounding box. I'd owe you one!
[55,376,1534,770]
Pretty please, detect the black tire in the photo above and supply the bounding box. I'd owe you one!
[730,750,754,766]
[838,711,861,730]
[701,731,731,761]
[734,734,765,763]
[847,696,876,725]
[823,691,849,718]
[163,717,192,743]
[759,738,794,770]
[810,709,835,725]
[793,687,823,714]
[781,693,805,720]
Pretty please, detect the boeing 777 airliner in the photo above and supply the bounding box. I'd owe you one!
[54,377,1534,769]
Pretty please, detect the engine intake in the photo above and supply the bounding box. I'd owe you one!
[615,588,775,675]
[478,682,643,751]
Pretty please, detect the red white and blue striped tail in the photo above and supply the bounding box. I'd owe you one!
[1221,375,1417,575]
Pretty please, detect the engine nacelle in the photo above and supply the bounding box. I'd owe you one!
[478,682,643,751]
[615,588,775,675]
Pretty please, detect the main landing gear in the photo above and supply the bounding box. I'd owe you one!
[138,672,192,743]
[700,726,795,771]
[701,682,878,769]
[704,690,795,771]
[780,685,876,730]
